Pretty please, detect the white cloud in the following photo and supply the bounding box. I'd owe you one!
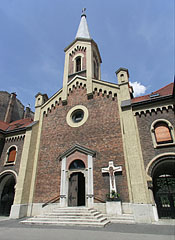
[130,81,147,97]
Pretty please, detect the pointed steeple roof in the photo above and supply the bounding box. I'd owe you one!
[75,9,91,39]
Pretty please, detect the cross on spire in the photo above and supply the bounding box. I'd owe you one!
[82,8,86,16]
[102,161,122,196]
[75,8,91,39]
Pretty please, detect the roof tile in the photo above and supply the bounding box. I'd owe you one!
[132,82,174,104]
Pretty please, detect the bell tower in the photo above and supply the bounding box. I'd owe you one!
[62,9,102,103]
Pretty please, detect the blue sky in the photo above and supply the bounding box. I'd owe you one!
[0,0,174,110]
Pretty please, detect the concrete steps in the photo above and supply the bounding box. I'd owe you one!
[21,207,110,227]
[104,213,135,224]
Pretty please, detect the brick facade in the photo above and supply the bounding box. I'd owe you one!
[0,91,24,122]
[34,86,129,203]
[0,136,25,176]
[136,108,175,169]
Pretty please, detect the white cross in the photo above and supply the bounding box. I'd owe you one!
[102,161,122,196]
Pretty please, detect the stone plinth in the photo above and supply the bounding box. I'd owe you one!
[106,201,122,216]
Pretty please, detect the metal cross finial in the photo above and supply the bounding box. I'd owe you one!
[81,8,86,17]
[82,8,86,14]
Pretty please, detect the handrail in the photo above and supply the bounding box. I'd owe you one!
[94,196,106,203]
[42,195,60,208]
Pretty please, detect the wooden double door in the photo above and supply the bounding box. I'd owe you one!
[68,172,85,207]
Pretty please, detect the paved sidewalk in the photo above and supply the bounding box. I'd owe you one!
[0,219,174,240]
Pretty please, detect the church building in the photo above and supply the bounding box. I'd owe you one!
[0,11,174,224]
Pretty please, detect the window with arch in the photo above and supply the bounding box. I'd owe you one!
[6,146,17,164]
[75,56,81,72]
[151,120,175,147]
[69,160,85,170]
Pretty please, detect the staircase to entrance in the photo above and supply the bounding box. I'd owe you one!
[21,207,110,227]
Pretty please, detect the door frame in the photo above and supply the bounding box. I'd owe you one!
[60,152,94,208]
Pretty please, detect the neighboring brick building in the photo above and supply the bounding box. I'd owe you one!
[0,11,174,223]
[131,83,175,219]
[0,90,34,215]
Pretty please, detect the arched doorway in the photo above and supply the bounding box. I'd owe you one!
[152,160,175,219]
[0,174,16,216]
[68,160,85,207]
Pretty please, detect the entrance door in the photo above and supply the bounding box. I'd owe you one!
[154,175,175,219]
[0,175,15,216]
[68,172,85,207]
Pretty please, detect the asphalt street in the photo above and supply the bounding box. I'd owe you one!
[0,218,174,240]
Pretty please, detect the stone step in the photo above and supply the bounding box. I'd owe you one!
[108,215,134,220]
[36,214,103,219]
[108,219,135,224]
[104,213,135,224]
[52,208,97,213]
[23,217,107,223]
[21,220,110,227]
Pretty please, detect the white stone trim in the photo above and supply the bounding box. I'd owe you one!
[87,155,94,206]
[72,53,84,73]
[0,170,17,180]
[134,104,174,116]
[60,154,94,207]
[66,105,89,128]
[150,119,175,148]
[60,157,67,207]
[146,152,175,180]
[4,145,18,166]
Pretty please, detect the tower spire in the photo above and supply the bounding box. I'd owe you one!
[75,8,91,39]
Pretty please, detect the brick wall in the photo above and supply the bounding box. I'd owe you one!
[0,136,25,176]
[34,86,129,203]
[0,91,24,122]
[136,108,175,169]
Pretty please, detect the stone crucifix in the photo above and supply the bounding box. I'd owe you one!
[102,161,122,197]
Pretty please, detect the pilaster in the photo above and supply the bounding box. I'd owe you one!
[117,68,150,204]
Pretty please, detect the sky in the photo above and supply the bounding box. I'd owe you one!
[0,0,174,111]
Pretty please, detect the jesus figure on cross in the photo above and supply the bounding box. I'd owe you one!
[102,161,122,198]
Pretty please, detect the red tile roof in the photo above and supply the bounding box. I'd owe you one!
[0,118,33,132]
[0,121,9,131]
[132,82,174,104]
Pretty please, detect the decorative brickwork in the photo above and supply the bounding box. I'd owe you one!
[0,136,25,175]
[136,108,175,170]
[34,87,129,203]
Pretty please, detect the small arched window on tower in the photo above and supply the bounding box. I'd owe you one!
[6,146,17,164]
[151,120,175,148]
[76,56,81,72]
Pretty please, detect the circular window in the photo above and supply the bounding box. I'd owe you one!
[66,105,88,128]
[72,109,84,123]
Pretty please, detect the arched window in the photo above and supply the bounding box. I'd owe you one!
[7,147,16,164]
[69,160,85,170]
[151,120,175,148]
[76,57,81,72]
[154,122,172,144]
